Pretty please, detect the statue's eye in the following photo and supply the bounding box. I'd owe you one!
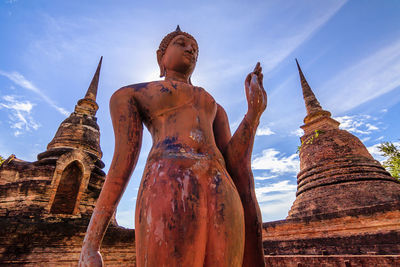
[175,40,185,46]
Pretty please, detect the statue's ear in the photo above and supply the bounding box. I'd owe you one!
[157,49,165,78]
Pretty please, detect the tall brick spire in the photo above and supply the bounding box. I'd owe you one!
[84,56,102,102]
[74,57,103,116]
[296,59,333,126]
[295,59,337,133]
[296,59,323,114]
[44,58,104,158]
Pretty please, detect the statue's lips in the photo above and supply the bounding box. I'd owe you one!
[183,53,195,62]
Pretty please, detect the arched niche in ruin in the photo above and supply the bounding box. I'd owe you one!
[47,150,93,215]
[50,160,83,214]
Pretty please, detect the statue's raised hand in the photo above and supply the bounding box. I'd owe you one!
[245,62,267,121]
[78,246,103,267]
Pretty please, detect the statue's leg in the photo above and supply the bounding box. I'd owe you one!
[135,159,208,267]
[204,167,245,267]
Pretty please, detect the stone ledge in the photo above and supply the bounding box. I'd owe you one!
[264,255,400,267]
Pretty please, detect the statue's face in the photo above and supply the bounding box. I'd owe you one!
[161,34,198,76]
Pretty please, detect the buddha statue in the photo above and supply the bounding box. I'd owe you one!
[79,26,267,267]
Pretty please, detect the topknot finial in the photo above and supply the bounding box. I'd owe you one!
[158,26,198,56]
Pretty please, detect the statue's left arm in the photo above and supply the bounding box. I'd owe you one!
[213,62,267,267]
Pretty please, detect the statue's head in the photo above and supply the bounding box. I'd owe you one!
[157,26,198,83]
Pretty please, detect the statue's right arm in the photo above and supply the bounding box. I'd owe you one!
[79,87,143,267]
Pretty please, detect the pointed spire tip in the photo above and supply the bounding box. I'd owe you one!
[176,25,181,32]
[98,56,103,67]
[84,57,102,102]
[296,59,324,117]
[295,58,301,71]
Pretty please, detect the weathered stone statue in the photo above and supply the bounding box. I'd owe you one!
[79,26,267,267]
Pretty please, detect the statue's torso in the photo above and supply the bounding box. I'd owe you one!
[130,82,245,266]
[126,80,224,164]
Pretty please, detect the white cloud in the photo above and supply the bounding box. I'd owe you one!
[115,209,134,229]
[259,195,295,222]
[254,174,278,181]
[252,148,300,174]
[256,125,275,136]
[258,191,296,203]
[255,181,297,222]
[256,180,297,199]
[361,137,371,142]
[322,38,400,112]
[0,70,69,116]
[0,95,40,136]
[334,114,380,135]
[367,143,385,162]
[291,128,304,137]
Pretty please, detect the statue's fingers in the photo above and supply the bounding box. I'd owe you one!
[253,62,261,73]
[246,73,252,82]
[245,73,252,88]
[250,74,260,92]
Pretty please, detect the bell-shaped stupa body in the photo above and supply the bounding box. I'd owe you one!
[287,60,400,219]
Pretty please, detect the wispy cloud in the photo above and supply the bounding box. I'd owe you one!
[0,95,40,136]
[256,125,275,136]
[252,148,300,174]
[291,128,304,137]
[334,114,380,135]
[0,70,69,116]
[256,180,297,221]
[254,174,278,181]
[256,180,297,200]
[260,0,347,72]
[196,0,347,94]
[322,38,400,112]
[259,195,296,222]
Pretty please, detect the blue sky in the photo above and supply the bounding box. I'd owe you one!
[1,0,400,228]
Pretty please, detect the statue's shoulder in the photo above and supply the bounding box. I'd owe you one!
[119,81,168,93]
[119,82,152,92]
[111,81,166,105]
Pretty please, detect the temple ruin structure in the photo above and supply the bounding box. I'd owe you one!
[0,58,135,266]
[262,60,400,266]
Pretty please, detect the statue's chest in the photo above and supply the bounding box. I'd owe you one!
[143,82,217,120]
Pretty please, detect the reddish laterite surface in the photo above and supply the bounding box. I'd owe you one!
[79,27,267,267]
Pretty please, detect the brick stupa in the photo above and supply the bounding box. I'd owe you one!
[288,59,400,218]
[0,58,136,266]
[262,60,400,266]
